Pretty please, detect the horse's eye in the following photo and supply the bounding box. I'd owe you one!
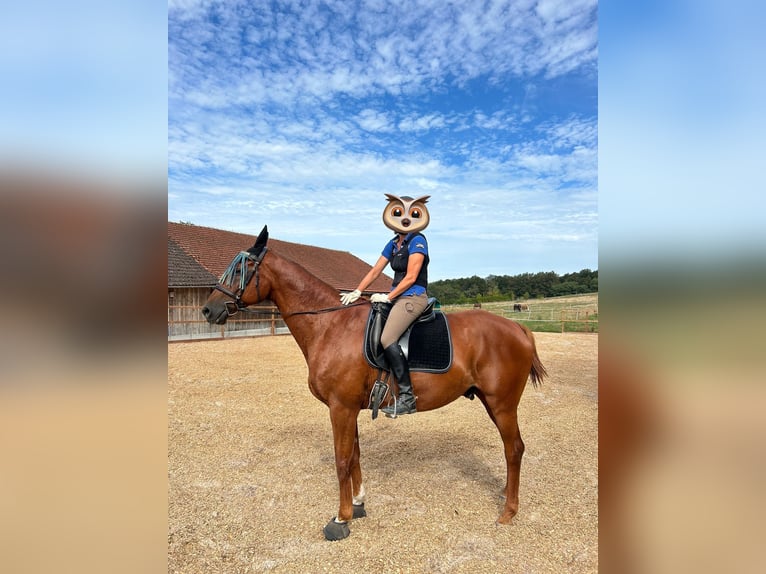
[391,207,403,217]
[410,208,422,219]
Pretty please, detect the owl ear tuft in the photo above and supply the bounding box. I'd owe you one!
[412,195,430,204]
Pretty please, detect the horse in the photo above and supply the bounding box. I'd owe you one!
[201,226,547,541]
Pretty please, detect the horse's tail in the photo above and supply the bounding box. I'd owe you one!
[520,324,547,388]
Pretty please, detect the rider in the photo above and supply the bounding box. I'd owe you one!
[340,194,431,416]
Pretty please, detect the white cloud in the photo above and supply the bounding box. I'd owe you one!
[169,0,597,107]
[398,113,447,132]
[356,109,394,132]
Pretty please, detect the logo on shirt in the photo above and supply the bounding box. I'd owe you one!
[415,242,425,249]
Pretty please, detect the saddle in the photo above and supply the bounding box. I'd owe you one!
[363,298,453,374]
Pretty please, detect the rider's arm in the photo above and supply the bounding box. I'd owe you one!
[386,253,425,300]
[353,255,389,293]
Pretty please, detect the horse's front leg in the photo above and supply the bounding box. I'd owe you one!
[322,402,361,541]
[350,425,367,518]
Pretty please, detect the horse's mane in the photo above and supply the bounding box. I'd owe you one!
[268,249,344,307]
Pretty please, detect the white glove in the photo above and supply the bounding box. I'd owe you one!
[340,289,362,305]
[370,293,390,304]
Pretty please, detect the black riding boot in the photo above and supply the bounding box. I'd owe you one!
[381,344,417,416]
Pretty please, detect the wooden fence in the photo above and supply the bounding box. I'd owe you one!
[169,299,598,341]
[441,301,599,334]
[168,304,288,341]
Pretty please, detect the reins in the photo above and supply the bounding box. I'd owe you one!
[283,301,368,318]
[237,301,368,318]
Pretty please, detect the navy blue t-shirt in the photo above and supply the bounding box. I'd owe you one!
[381,233,429,296]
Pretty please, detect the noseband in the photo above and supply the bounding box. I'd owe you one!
[214,247,268,316]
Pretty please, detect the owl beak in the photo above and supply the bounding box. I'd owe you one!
[401,218,411,227]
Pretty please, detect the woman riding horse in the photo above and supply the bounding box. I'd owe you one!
[202,223,546,540]
[340,194,431,416]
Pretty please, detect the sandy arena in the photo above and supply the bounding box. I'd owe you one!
[168,331,597,573]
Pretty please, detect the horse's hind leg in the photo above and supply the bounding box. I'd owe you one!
[497,413,525,524]
[480,397,524,524]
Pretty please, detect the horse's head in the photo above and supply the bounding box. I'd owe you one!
[201,225,271,324]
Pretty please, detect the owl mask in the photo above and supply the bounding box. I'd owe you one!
[382,194,431,234]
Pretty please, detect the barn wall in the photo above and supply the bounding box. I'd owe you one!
[168,288,288,341]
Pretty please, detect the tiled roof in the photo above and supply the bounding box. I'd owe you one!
[168,238,218,287]
[167,222,393,292]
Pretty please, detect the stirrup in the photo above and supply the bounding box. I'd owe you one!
[369,375,390,420]
[382,397,416,418]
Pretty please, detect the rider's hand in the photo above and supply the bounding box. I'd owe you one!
[340,289,362,305]
[370,293,390,304]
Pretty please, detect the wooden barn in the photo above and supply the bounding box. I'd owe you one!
[168,222,392,340]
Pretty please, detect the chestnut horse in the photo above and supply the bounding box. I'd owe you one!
[202,226,547,541]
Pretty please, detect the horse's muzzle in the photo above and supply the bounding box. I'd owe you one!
[201,304,228,325]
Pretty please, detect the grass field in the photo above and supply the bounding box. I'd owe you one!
[440,293,599,333]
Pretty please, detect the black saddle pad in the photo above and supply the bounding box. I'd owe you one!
[363,308,453,373]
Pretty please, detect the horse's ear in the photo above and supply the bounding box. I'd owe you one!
[248,225,268,254]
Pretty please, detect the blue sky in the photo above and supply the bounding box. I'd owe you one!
[168,0,598,281]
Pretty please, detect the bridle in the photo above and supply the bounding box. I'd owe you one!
[213,247,268,316]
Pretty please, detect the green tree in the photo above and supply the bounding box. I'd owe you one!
[429,268,597,303]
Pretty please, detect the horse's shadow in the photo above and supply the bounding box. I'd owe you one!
[268,409,505,499]
[357,427,505,496]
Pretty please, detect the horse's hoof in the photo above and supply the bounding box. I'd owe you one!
[496,513,514,525]
[352,503,366,519]
[323,518,350,541]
